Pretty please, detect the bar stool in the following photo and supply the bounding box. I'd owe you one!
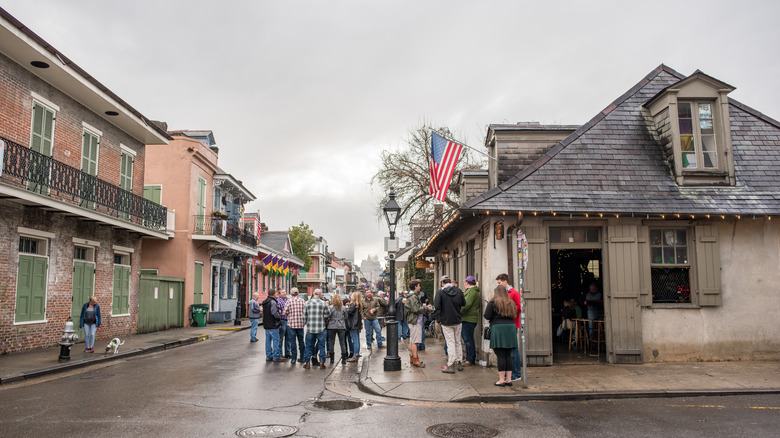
[573,318,589,354]
[588,320,605,359]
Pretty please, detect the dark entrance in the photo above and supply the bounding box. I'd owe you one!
[549,248,603,364]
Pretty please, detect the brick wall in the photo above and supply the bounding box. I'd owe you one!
[0,52,146,197]
[0,201,142,353]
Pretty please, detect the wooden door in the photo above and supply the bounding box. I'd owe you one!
[522,226,552,365]
[606,224,643,363]
[15,255,48,322]
[71,261,95,338]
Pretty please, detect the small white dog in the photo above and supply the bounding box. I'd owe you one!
[105,337,125,354]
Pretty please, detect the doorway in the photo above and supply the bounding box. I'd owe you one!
[549,248,603,364]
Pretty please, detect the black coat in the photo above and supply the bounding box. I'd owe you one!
[346,304,362,331]
[261,297,280,329]
[433,284,465,326]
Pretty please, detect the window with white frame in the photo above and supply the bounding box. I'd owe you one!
[650,228,691,303]
[678,101,718,170]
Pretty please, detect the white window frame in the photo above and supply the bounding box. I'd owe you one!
[677,100,719,171]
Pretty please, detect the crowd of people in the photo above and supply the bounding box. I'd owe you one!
[248,273,525,387]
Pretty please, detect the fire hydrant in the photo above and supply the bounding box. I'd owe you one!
[58,317,79,362]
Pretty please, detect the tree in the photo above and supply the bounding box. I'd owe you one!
[289,222,316,271]
[371,123,483,241]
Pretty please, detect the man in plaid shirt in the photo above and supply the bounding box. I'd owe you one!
[303,288,328,369]
[283,288,306,362]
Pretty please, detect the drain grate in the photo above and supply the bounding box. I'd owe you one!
[311,400,364,410]
[236,425,298,437]
[427,423,499,438]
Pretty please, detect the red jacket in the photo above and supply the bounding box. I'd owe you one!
[507,287,522,328]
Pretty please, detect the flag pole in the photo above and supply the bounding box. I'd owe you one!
[429,127,497,162]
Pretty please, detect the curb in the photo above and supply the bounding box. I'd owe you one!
[0,334,210,385]
[355,352,780,402]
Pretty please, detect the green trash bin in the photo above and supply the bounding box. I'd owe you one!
[191,304,209,327]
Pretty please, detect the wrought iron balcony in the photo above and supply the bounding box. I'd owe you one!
[193,215,257,248]
[0,135,167,231]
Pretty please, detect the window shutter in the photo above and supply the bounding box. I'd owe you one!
[695,225,721,306]
[521,225,552,365]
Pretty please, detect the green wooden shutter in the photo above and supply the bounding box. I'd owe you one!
[695,225,721,307]
[113,265,121,314]
[196,177,206,233]
[31,103,54,156]
[113,265,130,314]
[120,152,133,191]
[15,255,48,322]
[80,130,99,209]
[121,266,130,314]
[194,262,203,305]
[143,185,162,204]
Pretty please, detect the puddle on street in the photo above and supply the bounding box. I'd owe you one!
[311,399,365,410]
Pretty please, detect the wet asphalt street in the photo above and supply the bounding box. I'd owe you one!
[0,330,778,437]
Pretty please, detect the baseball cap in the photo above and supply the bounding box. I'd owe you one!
[464,275,476,284]
[440,275,450,282]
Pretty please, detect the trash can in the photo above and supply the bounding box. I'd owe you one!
[191,304,209,327]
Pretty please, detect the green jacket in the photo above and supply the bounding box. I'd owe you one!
[460,286,480,323]
[362,296,388,320]
[404,291,427,325]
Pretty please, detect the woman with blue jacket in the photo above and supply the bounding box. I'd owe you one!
[79,296,101,352]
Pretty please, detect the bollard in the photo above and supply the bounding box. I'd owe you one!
[58,317,79,362]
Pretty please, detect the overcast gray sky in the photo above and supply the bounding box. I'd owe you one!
[4,0,779,264]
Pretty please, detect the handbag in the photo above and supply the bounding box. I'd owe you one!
[483,326,491,340]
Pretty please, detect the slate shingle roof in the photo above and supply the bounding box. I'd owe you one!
[258,231,304,266]
[462,65,780,216]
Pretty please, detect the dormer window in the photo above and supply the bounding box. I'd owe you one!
[678,101,717,169]
[644,70,736,186]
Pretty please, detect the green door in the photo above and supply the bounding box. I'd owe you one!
[28,102,55,194]
[71,261,95,338]
[112,265,130,315]
[194,262,203,305]
[15,255,48,322]
[80,130,99,209]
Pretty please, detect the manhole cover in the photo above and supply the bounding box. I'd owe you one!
[311,399,364,410]
[236,425,298,437]
[427,423,499,438]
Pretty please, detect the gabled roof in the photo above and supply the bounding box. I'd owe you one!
[258,231,304,266]
[462,65,780,216]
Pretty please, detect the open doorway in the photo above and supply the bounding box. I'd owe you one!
[549,248,603,364]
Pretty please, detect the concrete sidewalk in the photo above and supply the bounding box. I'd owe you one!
[0,322,248,384]
[358,336,780,402]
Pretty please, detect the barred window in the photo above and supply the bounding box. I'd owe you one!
[650,229,691,303]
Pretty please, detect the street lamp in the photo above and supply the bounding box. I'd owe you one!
[382,189,402,371]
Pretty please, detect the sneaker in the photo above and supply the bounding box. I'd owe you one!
[266,358,273,362]
[84,348,90,352]
[346,356,358,362]
[455,362,464,371]
[441,365,455,374]
[378,345,385,349]
[250,339,258,343]
[88,348,94,353]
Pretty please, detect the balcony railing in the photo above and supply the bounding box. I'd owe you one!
[0,135,166,231]
[298,272,326,283]
[193,215,257,248]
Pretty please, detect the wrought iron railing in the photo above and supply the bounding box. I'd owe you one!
[193,215,257,248]
[0,135,167,231]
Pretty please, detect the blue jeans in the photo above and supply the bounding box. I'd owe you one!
[511,327,522,380]
[280,320,290,355]
[304,331,327,363]
[349,329,361,356]
[398,320,409,339]
[265,328,281,360]
[363,319,383,347]
[418,316,426,349]
[249,318,259,341]
[587,307,598,338]
[461,321,476,364]
[84,324,97,348]
[288,327,305,361]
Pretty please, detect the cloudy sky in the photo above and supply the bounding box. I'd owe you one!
[4,0,779,264]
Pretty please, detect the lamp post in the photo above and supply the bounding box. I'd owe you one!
[382,188,402,371]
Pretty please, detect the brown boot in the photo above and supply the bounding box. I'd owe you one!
[303,361,311,369]
[411,355,425,368]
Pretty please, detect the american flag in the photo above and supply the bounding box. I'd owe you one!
[429,132,463,201]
